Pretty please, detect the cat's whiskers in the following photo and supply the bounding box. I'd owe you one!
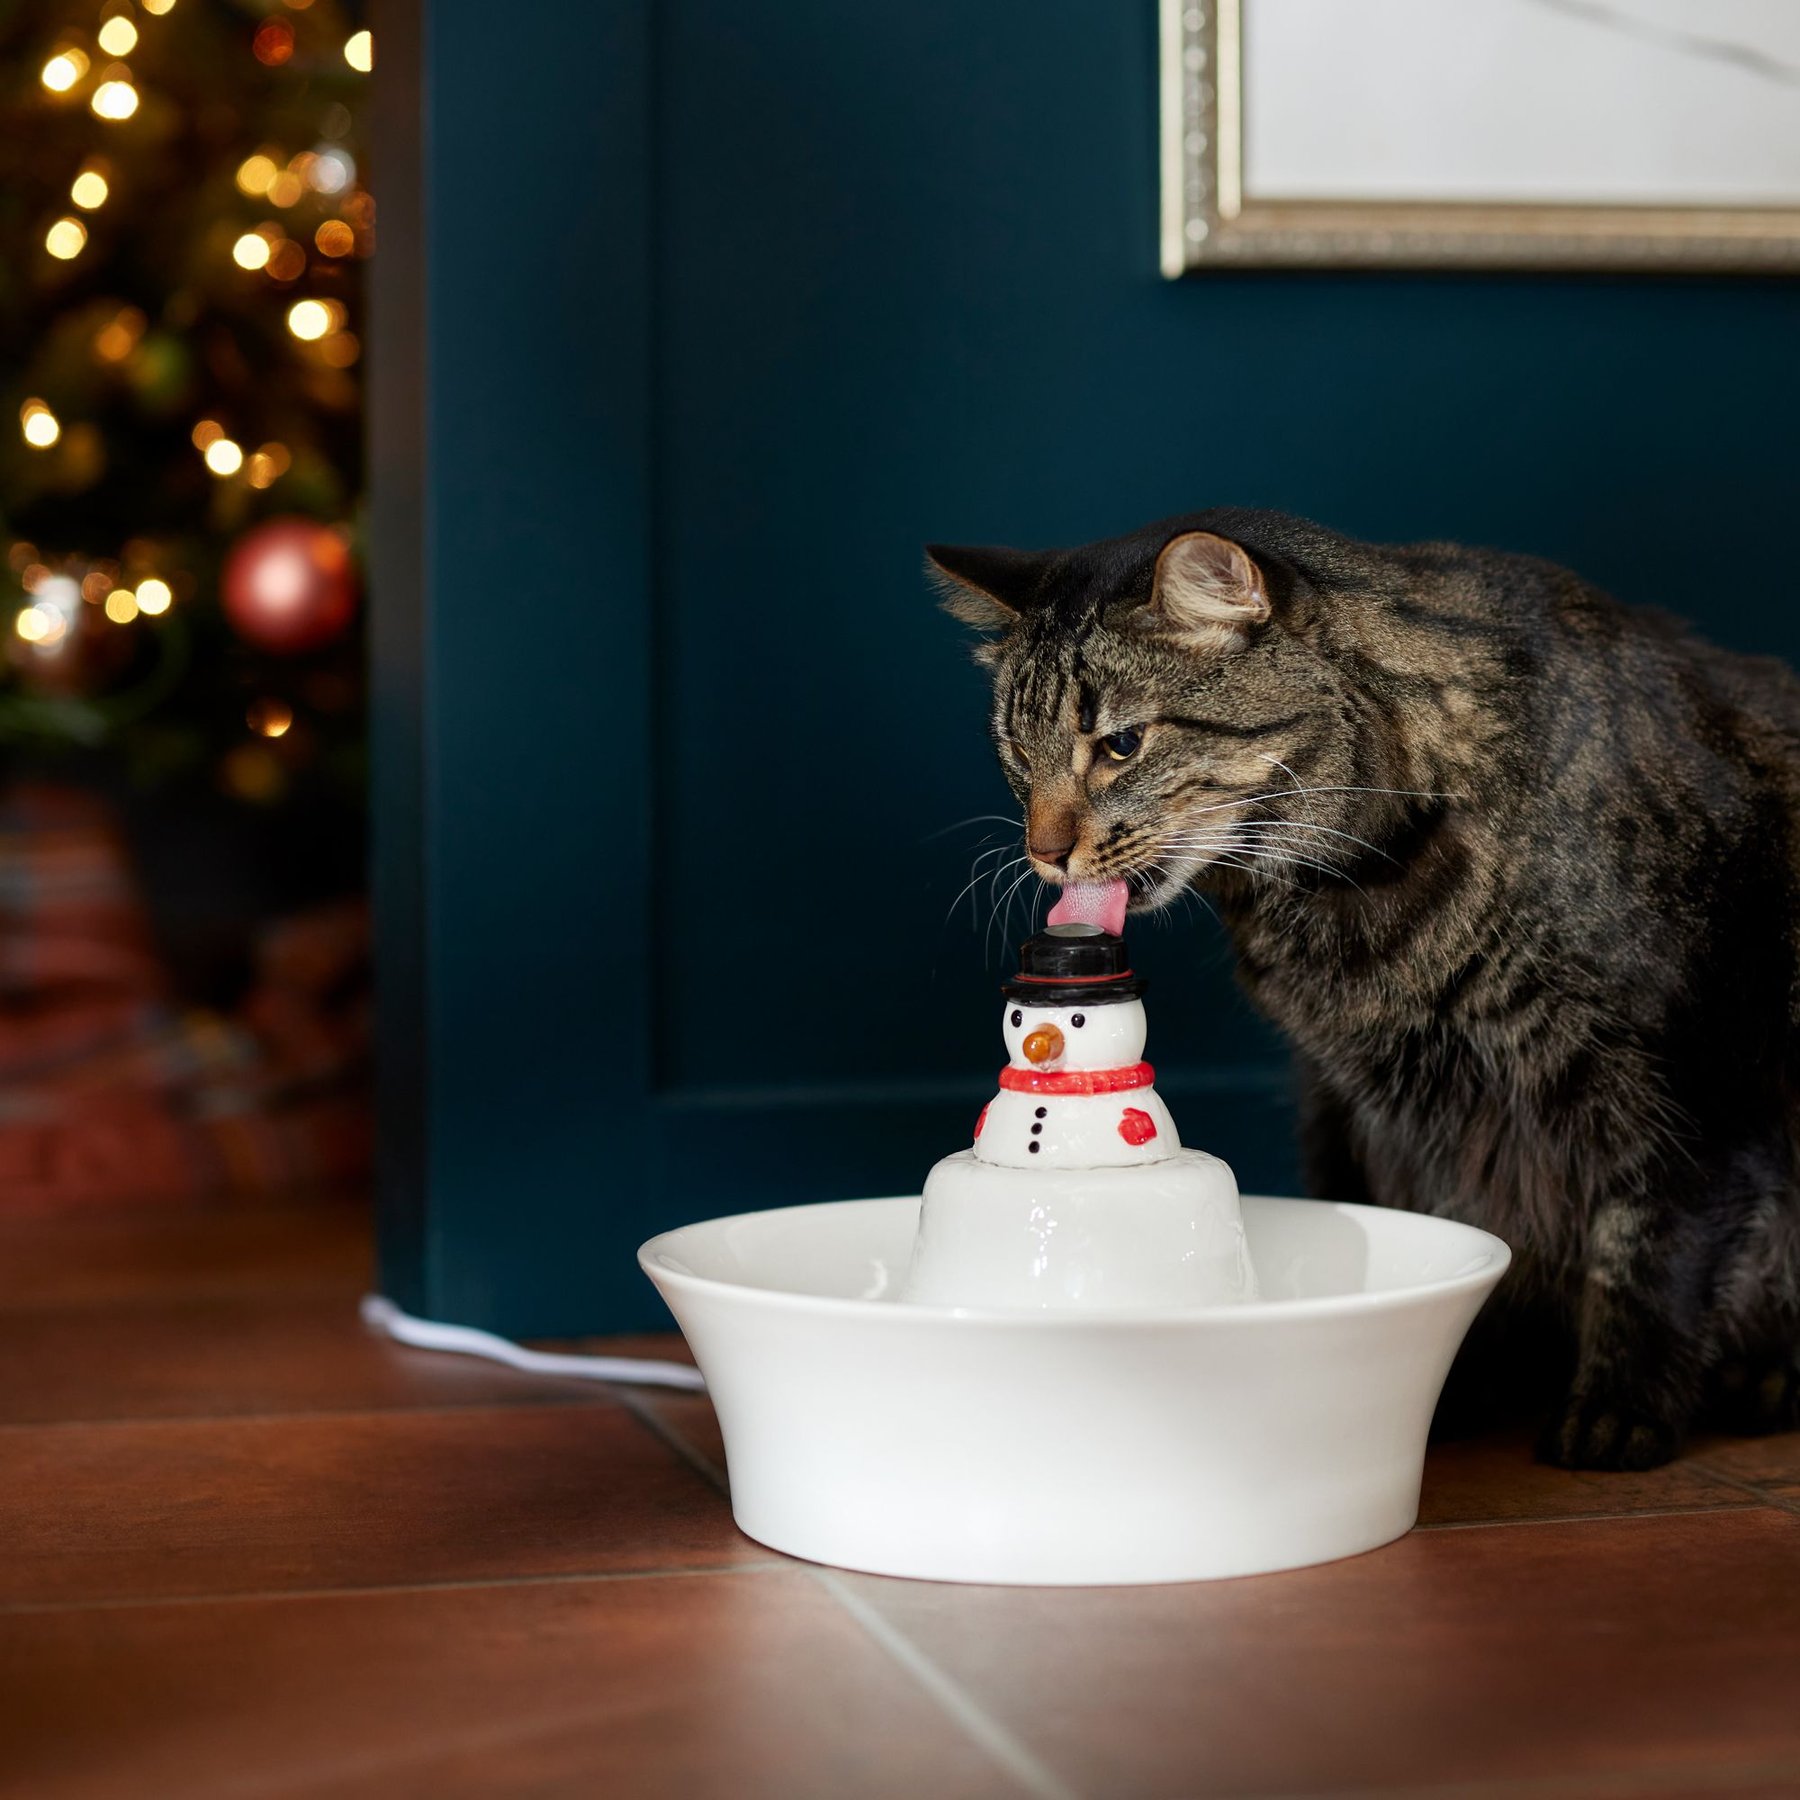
[924,812,1026,843]
[946,845,1026,926]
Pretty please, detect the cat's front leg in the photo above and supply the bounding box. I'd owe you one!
[1538,1197,1709,1471]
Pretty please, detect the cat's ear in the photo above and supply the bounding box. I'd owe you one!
[1140,531,1271,653]
[925,543,1048,632]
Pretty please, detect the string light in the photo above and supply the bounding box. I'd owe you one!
[252,18,294,64]
[97,16,138,55]
[203,437,244,476]
[266,170,304,208]
[315,219,354,257]
[307,147,354,194]
[247,697,294,738]
[15,606,63,645]
[344,30,373,72]
[265,239,307,280]
[136,577,173,614]
[140,0,174,13]
[191,418,224,449]
[94,306,146,361]
[71,166,109,209]
[244,442,291,491]
[104,588,140,624]
[232,232,272,270]
[91,72,139,120]
[41,49,89,92]
[286,299,333,341]
[236,152,278,196]
[20,401,61,449]
[45,217,88,260]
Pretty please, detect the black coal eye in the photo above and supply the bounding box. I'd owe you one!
[1010,1009,1022,1027]
[1101,729,1142,762]
[1071,1014,1086,1028]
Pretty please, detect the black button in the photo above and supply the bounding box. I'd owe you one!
[1027,1142,1040,1153]
[1030,1123,1042,1135]
[1034,1106,1047,1118]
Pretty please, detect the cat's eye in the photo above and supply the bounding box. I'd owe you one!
[1008,741,1030,768]
[1100,728,1143,762]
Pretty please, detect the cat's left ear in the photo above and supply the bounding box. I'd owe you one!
[1141,531,1271,653]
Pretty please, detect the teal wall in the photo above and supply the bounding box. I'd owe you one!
[373,0,1800,1333]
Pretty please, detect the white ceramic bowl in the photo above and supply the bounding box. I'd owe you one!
[640,1196,1510,1586]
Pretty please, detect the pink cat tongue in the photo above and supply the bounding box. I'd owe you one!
[1046,879,1129,937]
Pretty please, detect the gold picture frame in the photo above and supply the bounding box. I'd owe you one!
[1160,0,1800,275]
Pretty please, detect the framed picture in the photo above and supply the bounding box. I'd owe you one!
[1160,0,1800,272]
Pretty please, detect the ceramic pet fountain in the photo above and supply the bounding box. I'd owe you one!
[641,923,1509,1586]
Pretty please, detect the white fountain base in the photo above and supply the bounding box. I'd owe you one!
[639,1196,1509,1586]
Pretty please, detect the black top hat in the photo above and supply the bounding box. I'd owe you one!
[1000,924,1145,1007]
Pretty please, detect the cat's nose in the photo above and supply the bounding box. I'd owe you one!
[1027,834,1076,868]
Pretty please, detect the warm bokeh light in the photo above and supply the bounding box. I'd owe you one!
[232,231,272,271]
[94,306,146,361]
[286,299,333,341]
[236,152,278,196]
[315,219,355,257]
[15,606,58,644]
[91,76,139,120]
[41,50,89,92]
[45,217,88,260]
[308,148,354,194]
[247,697,294,738]
[191,417,224,449]
[20,401,61,449]
[104,588,140,624]
[71,168,110,209]
[265,239,307,281]
[344,30,373,72]
[253,18,294,64]
[141,0,174,12]
[203,437,245,476]
[135,577,173,615]
[266,171,304,208]
[97,16,139,55]
[319,331,360,368]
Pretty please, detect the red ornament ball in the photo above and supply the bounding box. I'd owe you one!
[222,518,359,655]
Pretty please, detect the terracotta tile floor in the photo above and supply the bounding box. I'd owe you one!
[4,1197,1800,1798]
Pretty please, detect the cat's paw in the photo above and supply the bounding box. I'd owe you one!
[1537,1390,1685,1470]
[1712,1355,1800,1436]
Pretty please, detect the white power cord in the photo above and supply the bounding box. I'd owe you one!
[360,1294,708,1391]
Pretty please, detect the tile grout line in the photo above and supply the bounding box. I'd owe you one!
[618,1391,1083,1800]
[0,1559,788,1617]
[0,1394,627,1433]
[1685,1459,1800,1517]
[809,1567,1085,1800]
[1265,1748,1800,1799]
[611,1389,731,1489]
[1413,1497,1766,1532]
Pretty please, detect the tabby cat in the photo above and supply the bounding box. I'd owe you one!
[929,508,1800,1470]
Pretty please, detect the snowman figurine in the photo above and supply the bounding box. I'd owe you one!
[899,923,1259,1310]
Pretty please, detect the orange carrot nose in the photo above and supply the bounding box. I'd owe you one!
[1023,1025,1065,1065]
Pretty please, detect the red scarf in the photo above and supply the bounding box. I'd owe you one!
[997,1061,1154,1096]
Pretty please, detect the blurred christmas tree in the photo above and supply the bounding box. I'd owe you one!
[0,0,368,840]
